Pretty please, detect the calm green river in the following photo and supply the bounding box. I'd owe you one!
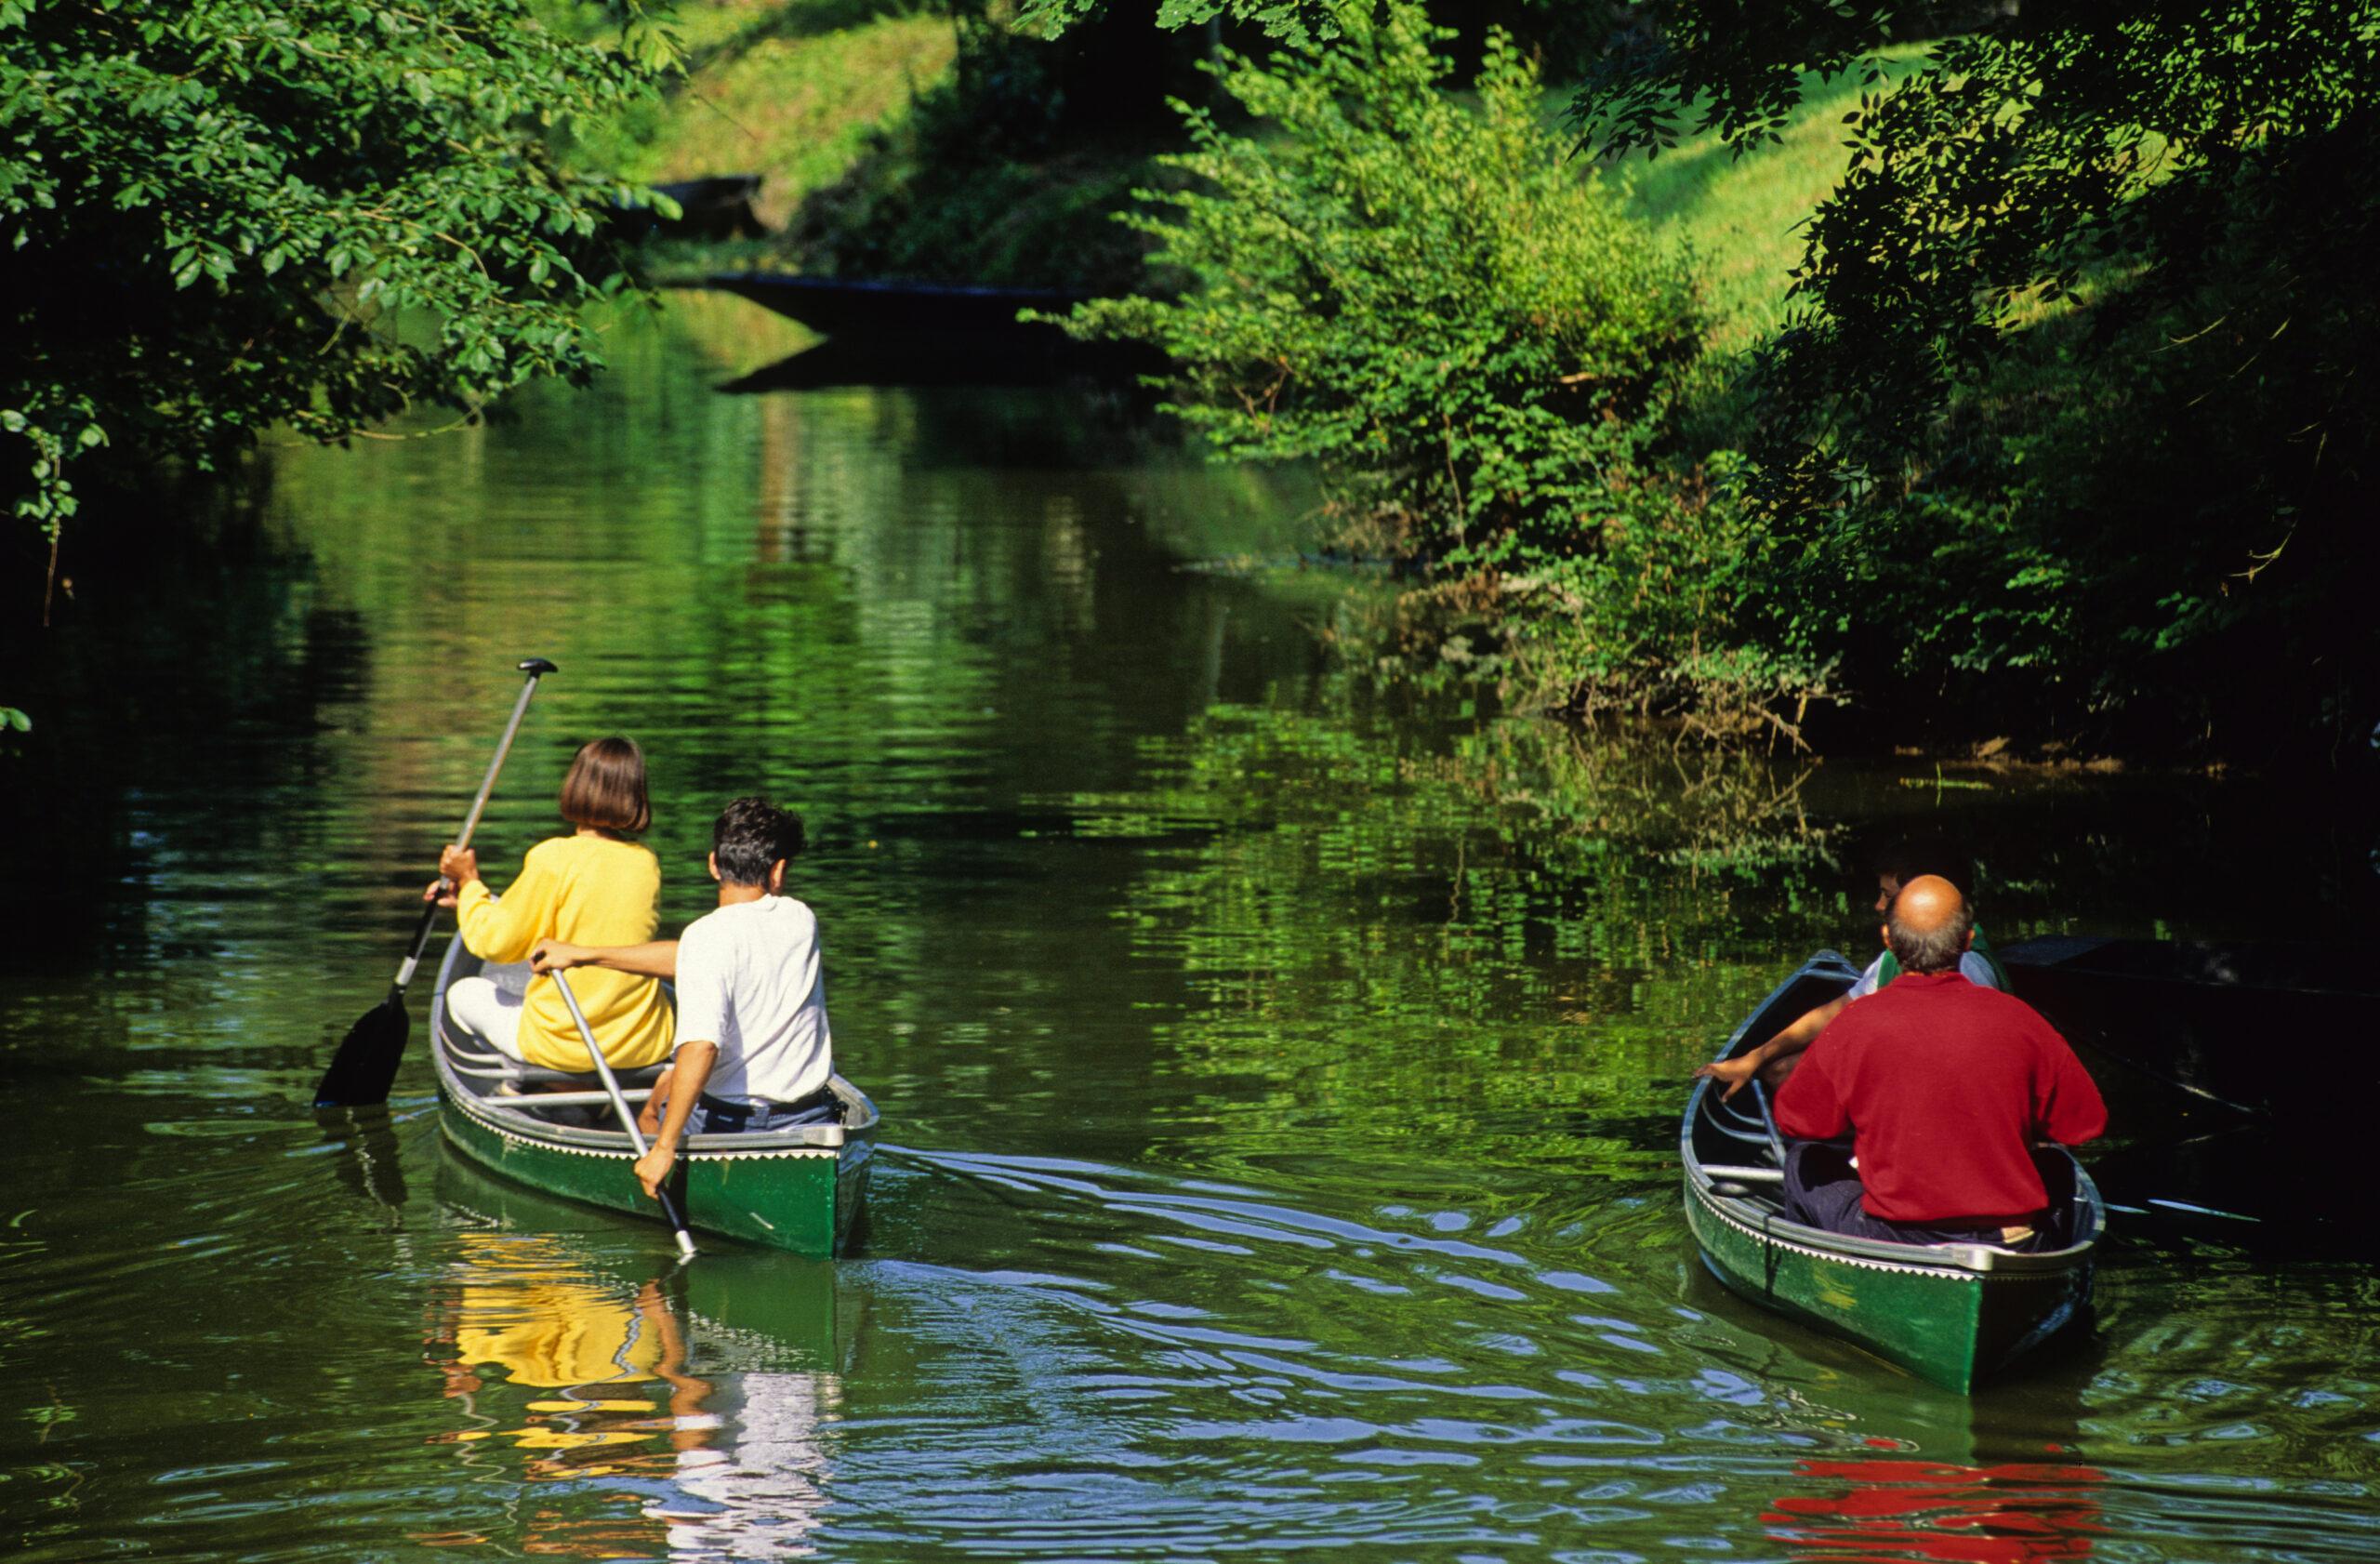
[3,296,2374,1561]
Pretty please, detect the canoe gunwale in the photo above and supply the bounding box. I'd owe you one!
[1686,1163,2096,1278]
[429,931,879,1163]
[439,1070,872,1160]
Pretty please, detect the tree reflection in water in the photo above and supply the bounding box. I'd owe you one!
[422,1234,834,1558]
[1765,1453,2107,1563]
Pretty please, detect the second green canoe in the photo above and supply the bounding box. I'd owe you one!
[1684,950,2102,1393]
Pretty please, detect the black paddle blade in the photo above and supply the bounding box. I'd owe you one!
[313,988,409,1107]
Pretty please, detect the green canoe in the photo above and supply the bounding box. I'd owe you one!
[1683,951,2102,1393]
[430,934,877,1257]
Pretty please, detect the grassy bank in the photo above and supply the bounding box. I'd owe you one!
[565,1,958,231]
[1615,66,1905,357]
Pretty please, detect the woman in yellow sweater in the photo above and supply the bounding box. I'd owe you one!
[431,736,675,1073]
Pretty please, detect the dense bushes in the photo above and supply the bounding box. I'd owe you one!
[1581,0,2380,759]
[1059,6,1818,727]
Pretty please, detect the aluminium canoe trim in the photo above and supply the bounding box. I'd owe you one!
[430,933,876,1257]
[1683,949,2102,1393]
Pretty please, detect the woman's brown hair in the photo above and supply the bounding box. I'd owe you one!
[559,736,651,834]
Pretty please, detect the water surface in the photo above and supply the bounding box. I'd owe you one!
[2,296,2373,1561]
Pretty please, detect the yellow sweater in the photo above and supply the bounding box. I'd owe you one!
[456,833,674,1072]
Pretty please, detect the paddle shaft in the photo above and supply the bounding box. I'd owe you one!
[392,658,557,994]
[551,970,698,1261]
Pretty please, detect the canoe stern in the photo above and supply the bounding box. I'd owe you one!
[1686,1175,2093,1393]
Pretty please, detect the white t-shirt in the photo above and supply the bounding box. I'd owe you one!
[674,895,833,1106]
[1845,947,2003,1001]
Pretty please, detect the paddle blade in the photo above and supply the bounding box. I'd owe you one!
[313,989,409,1107]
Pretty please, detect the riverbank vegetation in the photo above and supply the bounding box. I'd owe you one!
[0,0,681,595]
[1023,0,2376,765]
[1054,10,1812,739]
[10,1,2372,771]
[1580,0,2380,765]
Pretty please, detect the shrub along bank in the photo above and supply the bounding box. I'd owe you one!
[594,2,2373,766]
[1044,2,2376,764]
[1053,6,1827,740]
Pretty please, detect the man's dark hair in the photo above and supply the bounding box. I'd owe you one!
[711,796,802,887]
[1874,838,1975,898]
[1885,889,1975,974]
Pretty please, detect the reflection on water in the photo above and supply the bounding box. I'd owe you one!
[0,294,2373,1563]
[428,1234,835,1558]
[1766,1457,2106,1563]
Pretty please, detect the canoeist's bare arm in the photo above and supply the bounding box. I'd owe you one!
[530,938,680,979]
[1694,995,1851,1100]
[634,1040,716,1200]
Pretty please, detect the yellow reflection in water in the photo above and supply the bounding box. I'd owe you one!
[442,1233,668,1394]
[425,1234,835,1557]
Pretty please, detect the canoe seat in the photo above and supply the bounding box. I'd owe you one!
[443,1030,667,1093]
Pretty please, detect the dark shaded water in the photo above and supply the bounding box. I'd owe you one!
[3,296,2375,1560]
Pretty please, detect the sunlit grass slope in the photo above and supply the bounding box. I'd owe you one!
[569,0,957,229]
[1609,52,1925,356]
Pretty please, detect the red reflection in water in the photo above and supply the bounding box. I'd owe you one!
[1766,1456,2107,1563]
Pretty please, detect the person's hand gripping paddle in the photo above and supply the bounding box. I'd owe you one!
[312,658,557,1108]
[551,969,698,1262]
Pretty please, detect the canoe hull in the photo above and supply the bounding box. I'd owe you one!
[436,1092,871,1257]
[1683,950,2101,1393]
[2003,933,2377,1114]
[1686,1171,2093,1394]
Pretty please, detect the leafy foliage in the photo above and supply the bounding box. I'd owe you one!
[1017,0,1330,47]
[1574,1,2380,752]
[1056,5,1830,726]
[1063,6,1699,570]
[0,0,677,555]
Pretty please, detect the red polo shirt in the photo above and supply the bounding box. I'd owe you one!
[1774,971,2108,1224]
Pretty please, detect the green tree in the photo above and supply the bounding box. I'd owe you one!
[1067,3,1700,563]
[1071,7,1761,682]
[1572,1,2380,752]
[1059,4,1827,729]
[2,0,678,597]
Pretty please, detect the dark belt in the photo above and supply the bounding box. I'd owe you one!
[696,1085,840,1133]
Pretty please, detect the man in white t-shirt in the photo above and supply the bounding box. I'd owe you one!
[532,797,837,1200]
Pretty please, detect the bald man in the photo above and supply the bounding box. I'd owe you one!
[1698,847,2009,1101]
[1772,876,2107,1251]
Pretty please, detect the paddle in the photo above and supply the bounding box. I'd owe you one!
[551,968,698,1262]
[312,657,559,1108]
